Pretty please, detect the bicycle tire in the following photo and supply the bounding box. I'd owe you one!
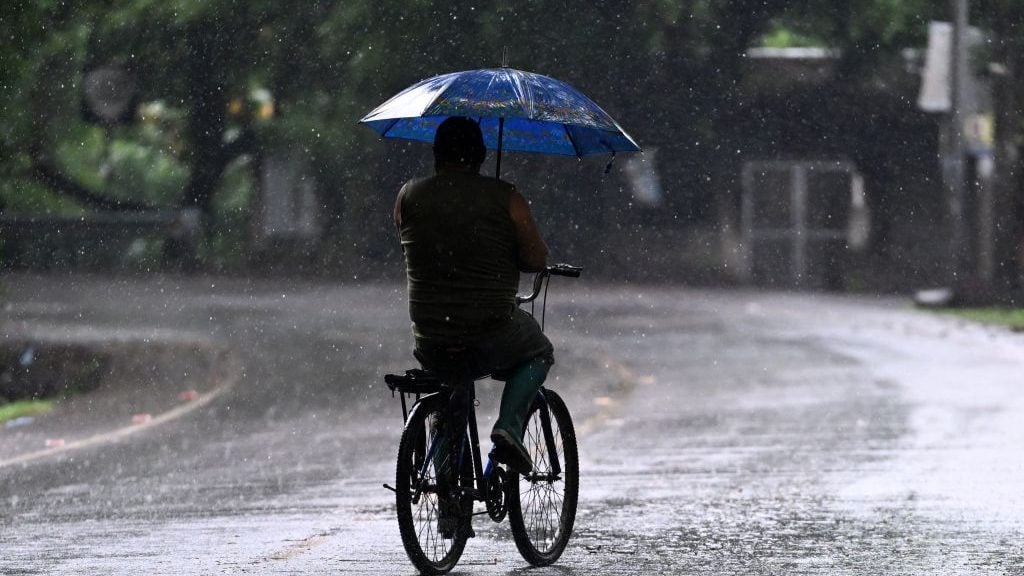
[395,395,473,575]
[507,388,579,566]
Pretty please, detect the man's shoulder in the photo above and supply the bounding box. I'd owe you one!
[406,172,516,197]
[402,175,433,191]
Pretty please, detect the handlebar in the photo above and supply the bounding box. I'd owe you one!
[547,263,582,278]
[517,263,582,304]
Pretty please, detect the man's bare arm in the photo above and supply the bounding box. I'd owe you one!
[509,190,548,272]
[394,185,408,254]
[393,186,405,229]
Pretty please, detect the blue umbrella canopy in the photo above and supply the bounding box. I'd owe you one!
[359,68,640,158]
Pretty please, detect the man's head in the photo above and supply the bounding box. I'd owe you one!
[434,116,486,172]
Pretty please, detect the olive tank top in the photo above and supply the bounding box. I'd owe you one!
[399,169,520,342]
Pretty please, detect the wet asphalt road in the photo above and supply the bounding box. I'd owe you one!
[2,273,1024,575]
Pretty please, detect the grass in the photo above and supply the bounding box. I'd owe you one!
[0,399,55,423]
[943,307,1024,330]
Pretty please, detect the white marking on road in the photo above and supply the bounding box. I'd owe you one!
[0,363,240,469]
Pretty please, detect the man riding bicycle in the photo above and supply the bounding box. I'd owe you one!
[394,116,552,474]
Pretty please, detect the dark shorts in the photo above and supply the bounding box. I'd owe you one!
[414,308,554,381]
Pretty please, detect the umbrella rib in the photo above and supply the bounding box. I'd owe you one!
[420,74,462,117]
[563,125,583,158]
[380,119,401,139]
[512,69,534,118]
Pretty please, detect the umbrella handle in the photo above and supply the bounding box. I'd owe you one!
[604,151,617,175]
[495,117,505,179]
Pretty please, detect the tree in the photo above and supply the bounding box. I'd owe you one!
[9,0,1013,287]
[975,0,1024,298]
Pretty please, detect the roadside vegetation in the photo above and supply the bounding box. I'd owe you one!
[0,399,54,424]
[0,344,105,424]
[943,307,1024,331]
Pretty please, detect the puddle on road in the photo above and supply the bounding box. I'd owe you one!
[573,492,1024,574]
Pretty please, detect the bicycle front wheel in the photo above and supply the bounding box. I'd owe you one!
[395,396,472,575]
[508,388,579,566]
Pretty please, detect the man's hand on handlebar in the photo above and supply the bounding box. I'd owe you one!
[517,264,583,304]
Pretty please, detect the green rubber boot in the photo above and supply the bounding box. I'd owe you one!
[490,357,550,474]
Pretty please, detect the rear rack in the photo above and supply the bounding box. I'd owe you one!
[385,369,446,421]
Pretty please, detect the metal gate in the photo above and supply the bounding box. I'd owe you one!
[740,160,863,288]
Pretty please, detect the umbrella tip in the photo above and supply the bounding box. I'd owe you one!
[501,46,509,68]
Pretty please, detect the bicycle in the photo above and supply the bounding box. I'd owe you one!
[384,263,582,575]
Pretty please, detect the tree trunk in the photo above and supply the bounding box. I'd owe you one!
[706,1,777,282]
[183,22,230,235]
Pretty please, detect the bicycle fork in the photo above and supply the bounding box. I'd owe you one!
[537,390,562,479]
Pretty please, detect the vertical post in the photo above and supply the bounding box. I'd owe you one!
[792,164,808,286]
[739,162,755,284]
[948,0,970,285]
[495,117,505,179]
[977,154,995,282]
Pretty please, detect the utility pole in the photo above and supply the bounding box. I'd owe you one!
[990,4,1024,299]
[948,0,970,287]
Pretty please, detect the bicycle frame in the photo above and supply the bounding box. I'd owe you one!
[400,380,564,511]
[387,264,581,506]
[407,381,485,505]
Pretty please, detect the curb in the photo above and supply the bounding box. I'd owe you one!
[0,354,241,469]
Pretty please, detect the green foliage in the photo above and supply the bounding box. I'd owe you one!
[769,0,938,59]
[2,0,1010,272]
[839,0,934,54]
[760,22,827,48]
[106,138,188,205]
[943,308,1024,330]
[203,156,254,270]
[0,179,82,215]
[0,399,55,424]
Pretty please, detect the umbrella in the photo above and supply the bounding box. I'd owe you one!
[358,67,640,175]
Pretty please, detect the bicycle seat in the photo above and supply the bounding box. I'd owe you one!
[413,346,493,382]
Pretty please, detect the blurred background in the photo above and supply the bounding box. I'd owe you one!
[1,0,1021,300]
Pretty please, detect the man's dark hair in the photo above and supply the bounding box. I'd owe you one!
[434,116,486,171]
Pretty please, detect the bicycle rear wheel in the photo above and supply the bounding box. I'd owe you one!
[508,388,579,566]
[395,396,473,575]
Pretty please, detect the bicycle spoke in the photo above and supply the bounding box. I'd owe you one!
[518,409,566,550]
